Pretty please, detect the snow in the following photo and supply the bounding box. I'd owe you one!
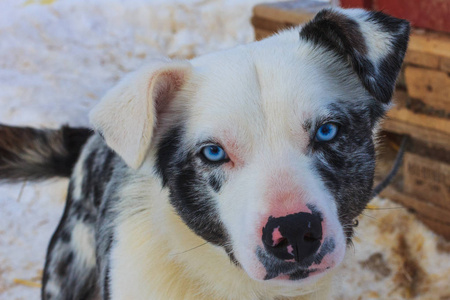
[0,0,449,299]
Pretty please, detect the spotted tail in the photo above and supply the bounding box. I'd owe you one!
[0,124,92,182]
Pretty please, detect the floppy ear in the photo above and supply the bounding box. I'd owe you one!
[89,58,191,169]
[300,8,410,104]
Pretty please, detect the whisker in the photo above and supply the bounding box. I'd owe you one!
[16,181,27,202]
[365,206,406,210]
[360,212,376,220]
[170,242,208,256]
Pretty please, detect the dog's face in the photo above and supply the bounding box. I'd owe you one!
[90,9,409,286]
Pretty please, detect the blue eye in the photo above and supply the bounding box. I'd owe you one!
[201,145,228,162]
[315,123,339,142]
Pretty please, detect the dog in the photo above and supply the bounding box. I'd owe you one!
[0,8,409,300]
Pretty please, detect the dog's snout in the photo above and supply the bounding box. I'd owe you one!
[262,212,322,263]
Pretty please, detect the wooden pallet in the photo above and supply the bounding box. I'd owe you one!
[252,1,329,40]
[253,1,450,239]
[377,145,450,240]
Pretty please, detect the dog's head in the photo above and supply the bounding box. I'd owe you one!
[90,8,409,285]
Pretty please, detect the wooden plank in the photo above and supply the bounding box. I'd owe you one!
[382,118,450,150]
[408,30,450,60]
[404,66,450,111]
[404,50,440,70]
[419,216,450,240]
[403,153,450,210]
[441,57,450,73]
[251,16,291,32]
[373,0,450,33]
[386,106,450,136]
[380,186,450,225]
[253,1,328,25]
[254,28,275,41]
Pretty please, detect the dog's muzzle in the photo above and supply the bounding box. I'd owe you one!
[262,212,323,263]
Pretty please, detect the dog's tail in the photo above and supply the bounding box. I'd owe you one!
[0,124,92,182]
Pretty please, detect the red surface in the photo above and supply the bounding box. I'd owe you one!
[340,0,450,33]
[340,0,372,9]
[374,0,450,33]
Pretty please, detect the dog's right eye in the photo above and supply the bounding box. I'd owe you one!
[315,123,339,142]
[201,145,229,163]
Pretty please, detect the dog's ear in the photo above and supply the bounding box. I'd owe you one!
[300,8,410,104]
[90,58,191,169]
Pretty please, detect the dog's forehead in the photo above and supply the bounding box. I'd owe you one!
[185,33,363,145]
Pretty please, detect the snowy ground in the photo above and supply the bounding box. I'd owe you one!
[0,1,449,299]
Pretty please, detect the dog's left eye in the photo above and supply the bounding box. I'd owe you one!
[315,123,339,142]
[201,145,228,162]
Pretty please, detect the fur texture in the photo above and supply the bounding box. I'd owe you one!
[0,125,92,182]
[0,8,409,300]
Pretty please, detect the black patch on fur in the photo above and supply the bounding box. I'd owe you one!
[289,268,311,281]
[256,246,315,280]
[42,180,100,300]
[93,156,125,300]
[42,182,75,299]
[313,238,335,265]
[43,136,118,300]
[103,267,111,300]
[309,102,378,239]
[208,175,222,193]
[300,9,409,104]
[56,252,73,277]
[60,126,94,176]
[155,126,230,249]
[60,229,71,243]
[81,147,116,209]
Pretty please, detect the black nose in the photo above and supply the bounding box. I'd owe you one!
[262,212,322,263]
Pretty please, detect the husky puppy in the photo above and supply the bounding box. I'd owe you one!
[0,8,409,300]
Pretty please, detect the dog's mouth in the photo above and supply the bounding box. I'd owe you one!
[234,213,346,283]
[254,236,337,281]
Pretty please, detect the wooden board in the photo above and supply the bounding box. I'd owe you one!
[252,1,329,41]
[403,30,450,72]
[408,30,450,61]
[376,140,450,240]
[404,50,440,70]
[254,28,275,41]
[404,66,450,111]
[380,186,450,224]
[440,57,450,73]
[252,1,328,25]
[386,106,450,136]
[419,216,450,240]
[382,118,450,150]
[403,153,450,210]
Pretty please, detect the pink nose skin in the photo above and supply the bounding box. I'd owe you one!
[262,212,323,263]
[271,227,284,247]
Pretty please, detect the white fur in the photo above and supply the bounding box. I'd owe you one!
[100,39,354,299]
[87,11,403,298]
[72,222,96,268]
[89,58,191,169]
[109,173,335,300]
